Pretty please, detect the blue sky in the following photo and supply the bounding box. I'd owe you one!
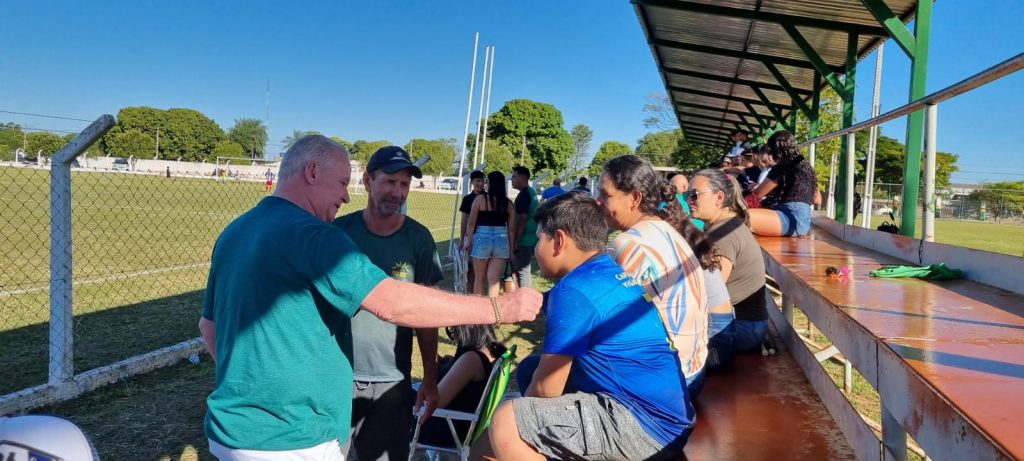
[2,1,1021,184]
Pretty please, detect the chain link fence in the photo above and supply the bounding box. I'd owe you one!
[0,150,462,412]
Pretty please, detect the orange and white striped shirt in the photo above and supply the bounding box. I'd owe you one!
[609,219,708,378]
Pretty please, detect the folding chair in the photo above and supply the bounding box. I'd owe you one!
[409,345,517,461]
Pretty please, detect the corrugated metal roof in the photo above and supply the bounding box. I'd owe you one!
[634,0,919,148]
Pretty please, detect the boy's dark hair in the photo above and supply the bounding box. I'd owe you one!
[470,170,485,180]
[534,191,607,252]
[577,177,588,186]
[512,166,531,179]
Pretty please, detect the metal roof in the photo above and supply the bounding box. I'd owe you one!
[634,0,920,149]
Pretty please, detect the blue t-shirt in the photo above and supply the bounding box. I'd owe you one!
[541,186,565,200]
[543,254,694,448]
[203,196,388,450]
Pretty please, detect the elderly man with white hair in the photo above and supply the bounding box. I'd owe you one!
[199,135,541,461]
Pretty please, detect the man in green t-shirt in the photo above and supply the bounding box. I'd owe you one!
[334,146,444,460]
[511,166,538,289]
[199,135,542,460]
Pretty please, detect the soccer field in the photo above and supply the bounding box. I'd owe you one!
[0,166,460,395]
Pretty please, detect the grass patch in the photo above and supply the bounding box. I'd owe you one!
[864,214,1024,257]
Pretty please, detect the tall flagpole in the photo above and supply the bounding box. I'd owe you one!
[472,46,491,169]
[448,33,481,252]
[480,46,496,168]
[862,44,884,227]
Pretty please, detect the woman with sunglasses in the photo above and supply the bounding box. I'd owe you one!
[688,169,769,353]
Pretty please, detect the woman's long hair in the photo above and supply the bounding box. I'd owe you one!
[602,155,720,271]
[767,130,800,163]
[485,171,509,214]
[448,325,507,358]
[693,168,750,227]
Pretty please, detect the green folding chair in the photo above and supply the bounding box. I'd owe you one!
[409,344,517,461]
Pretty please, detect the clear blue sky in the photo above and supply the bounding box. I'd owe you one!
[2,1,1021,184]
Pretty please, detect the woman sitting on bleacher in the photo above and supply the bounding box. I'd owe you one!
[416,325,507,448]
[747,130,818,237]
[689,168,770,353]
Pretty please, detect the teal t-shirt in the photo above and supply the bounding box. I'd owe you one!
[514,186,539,247]
[675,192,705,230]
[203,196,388,450]
[333,212,444,382]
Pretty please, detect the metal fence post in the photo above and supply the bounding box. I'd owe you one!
[845,132,856,225]
[923,104,937,242]
[48,115,115,387]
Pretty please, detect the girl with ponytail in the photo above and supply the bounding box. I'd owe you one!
[597,154,709,399]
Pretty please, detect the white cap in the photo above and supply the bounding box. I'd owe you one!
[0,415,99,461]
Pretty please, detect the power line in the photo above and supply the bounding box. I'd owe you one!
[0,109,92,123]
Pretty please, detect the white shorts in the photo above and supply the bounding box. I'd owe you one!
[209,438,344,461]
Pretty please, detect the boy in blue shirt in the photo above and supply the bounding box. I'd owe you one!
[488,191,694,460]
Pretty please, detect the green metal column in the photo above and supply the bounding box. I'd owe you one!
[836,33,858,222]
[899,0,933,236]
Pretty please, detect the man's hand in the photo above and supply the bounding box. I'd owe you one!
[414,379,440,425]
[498,288,542,323]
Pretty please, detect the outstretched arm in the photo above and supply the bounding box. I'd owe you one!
[361,278,541,328]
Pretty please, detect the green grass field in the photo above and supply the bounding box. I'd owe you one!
[0,166,461,396]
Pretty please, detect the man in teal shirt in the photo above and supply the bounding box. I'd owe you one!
[334,146,444,460]
[510,166,538,289]
[199,135,542,460]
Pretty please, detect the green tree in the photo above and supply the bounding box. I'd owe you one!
[636,129,681,166]
[25,131,66,160]
[853,130,959,189]
[105,129,157,160]
[487,99,574,172]
[0,123,24,161]
[228,118,268,158]
[671,139,722,172]
[103,106,225,161]
[589,141,632,176]
[282,129,322,150]
[481,139,516,175]
[404,138,456,177]
[970,181,1024,218]
[211,140,246,159]
[350,140,391,164]
[330,136,355,154]
[568,124,593,176]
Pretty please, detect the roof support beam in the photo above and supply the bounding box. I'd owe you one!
[679,119,734,132]
[669,86,790,111]
[649,38,843,73]
[837,33,859,223]
[899,0,933,237]
[763,62,813,117]
[631,0,888,35]
[681,125,730,138]
[860,0,916,58]
[781,24,845,94]
[675,101,774,124]
[679,113,760,133]
[742,101,772,130]
[751,86,791,130]
[662,67,811,96]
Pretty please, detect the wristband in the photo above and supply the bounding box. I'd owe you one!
[490,296,503,326]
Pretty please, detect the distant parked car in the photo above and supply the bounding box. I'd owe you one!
[438,178,459,190]
[112,158,129,171]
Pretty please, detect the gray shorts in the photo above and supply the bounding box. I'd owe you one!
[512,392,677,461]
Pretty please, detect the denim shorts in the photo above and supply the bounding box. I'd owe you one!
[771,201,812,236]
[470,225,509,259]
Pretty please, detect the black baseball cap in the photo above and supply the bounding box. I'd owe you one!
[366,146,423,178]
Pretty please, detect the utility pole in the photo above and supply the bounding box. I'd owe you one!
[156,128,160,159]
[521,135,527,164]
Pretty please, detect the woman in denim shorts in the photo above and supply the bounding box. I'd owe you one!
[462,171,515,297]
[747,130,818,237]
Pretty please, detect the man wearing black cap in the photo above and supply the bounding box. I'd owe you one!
[333,146,444,460]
